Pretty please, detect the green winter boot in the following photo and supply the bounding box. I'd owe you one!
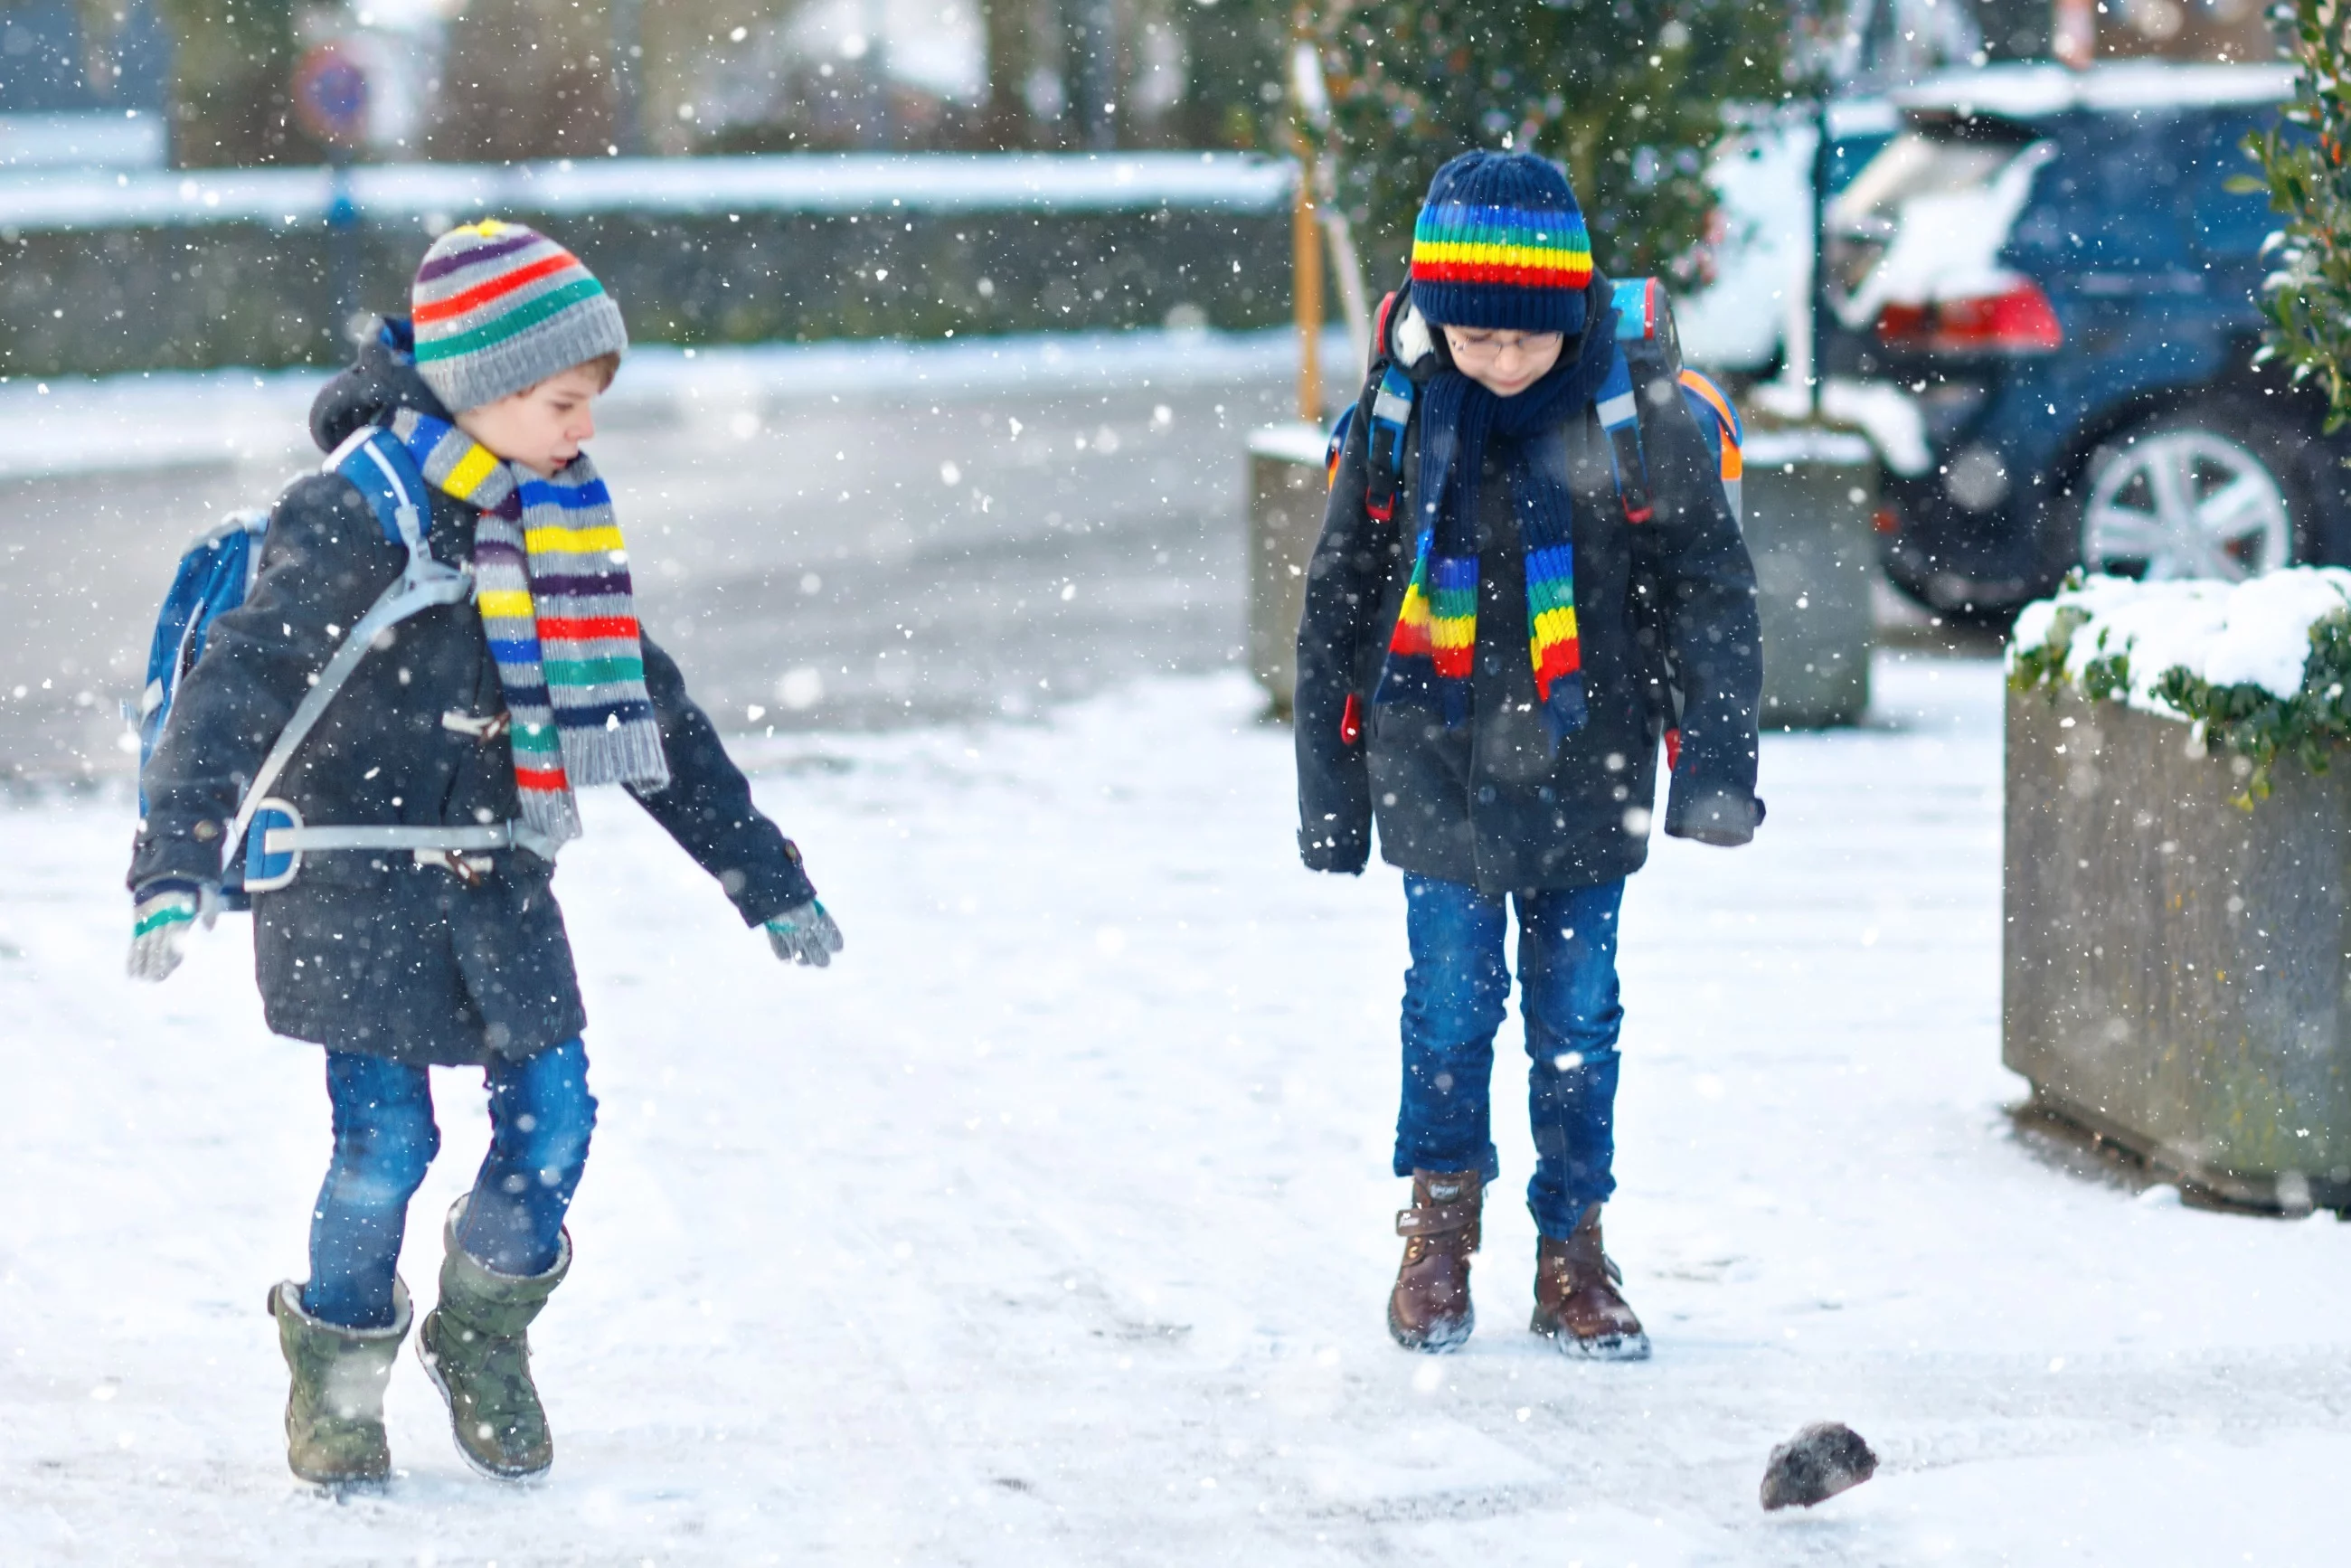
[416,1199,571,1480]
[268,1279,411,1487]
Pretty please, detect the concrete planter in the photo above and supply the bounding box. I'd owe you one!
[2005,685,2351,1210]
[1742,430,1877,729]
[1246,422,1327,717]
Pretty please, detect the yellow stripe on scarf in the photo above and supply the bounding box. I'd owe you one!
[1532,606,1579,644]
[477,588,536,620]
[524,524,627,555]
[443,443,503,498]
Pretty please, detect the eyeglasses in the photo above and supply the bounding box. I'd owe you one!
[1444,328,1563,359]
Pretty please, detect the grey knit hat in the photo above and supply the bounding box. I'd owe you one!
[409,220,628,411]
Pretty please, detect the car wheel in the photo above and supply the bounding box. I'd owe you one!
[2078,406,2303,582]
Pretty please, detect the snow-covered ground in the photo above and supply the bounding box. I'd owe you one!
[6,651,2351,1563]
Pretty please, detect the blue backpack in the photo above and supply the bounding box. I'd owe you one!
[135,425,471,902]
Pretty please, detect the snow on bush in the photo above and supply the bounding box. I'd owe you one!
[2008,568,2351,805]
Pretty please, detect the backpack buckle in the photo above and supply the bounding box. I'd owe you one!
[242,798,305,893]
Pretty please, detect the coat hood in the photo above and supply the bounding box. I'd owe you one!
[308,317,452,454]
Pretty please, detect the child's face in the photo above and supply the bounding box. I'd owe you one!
[1441,326,1565,399]
[453,364,607,478]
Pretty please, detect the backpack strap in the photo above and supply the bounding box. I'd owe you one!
[1364,364,1414,524]
[1595,345,1654,524]
[1325,404,1355,490]
[220,427,475,877]
[326,425,443,587]
[1676,368,1744,524]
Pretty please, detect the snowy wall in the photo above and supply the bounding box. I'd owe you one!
[0,153,1301,376]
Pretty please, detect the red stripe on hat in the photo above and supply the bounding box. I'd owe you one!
[1412,260,1588,288]
[413,250,580,326]
[536,616,641,642]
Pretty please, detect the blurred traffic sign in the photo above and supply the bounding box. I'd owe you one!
[292,44,369,146]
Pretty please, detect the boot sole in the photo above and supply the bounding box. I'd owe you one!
[416,1329,551,1483]
[1389,1299,1475,1353]
[1530,1311,1651,1361]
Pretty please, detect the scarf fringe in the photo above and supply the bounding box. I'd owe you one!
[570,718,670,789]
[516,785,584,845]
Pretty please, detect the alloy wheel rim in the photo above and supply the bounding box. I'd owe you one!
[2082,429,2290,582]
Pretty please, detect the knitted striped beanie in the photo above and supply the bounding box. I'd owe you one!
[411,220,628,412]
[1409,151,1591,335]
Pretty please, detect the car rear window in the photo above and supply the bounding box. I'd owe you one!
[1829,125,2039,239]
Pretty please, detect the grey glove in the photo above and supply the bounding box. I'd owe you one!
[764,900,844,968]
[127,880,217,983]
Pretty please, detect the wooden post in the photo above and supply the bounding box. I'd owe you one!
[2053,0,2095,70]
[1289,9,1323,424]
[1293,151,1324,423]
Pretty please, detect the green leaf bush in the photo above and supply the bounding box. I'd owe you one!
[2009,575,2351,808]
[2248,0,2351,426]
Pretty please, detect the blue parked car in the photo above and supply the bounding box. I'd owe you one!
[1820,62,2344,616]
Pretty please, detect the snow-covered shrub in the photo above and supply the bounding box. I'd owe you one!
[2007,568,2351,806]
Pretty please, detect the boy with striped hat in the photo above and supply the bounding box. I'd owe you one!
[1294,152,1763,1359]
[127,221,842,1486]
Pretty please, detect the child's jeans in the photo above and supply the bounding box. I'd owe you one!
[300,1037,597,1329]
[1394,874,1627,1240]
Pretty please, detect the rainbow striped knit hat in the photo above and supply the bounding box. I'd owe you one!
[410,220,628,412]
[1409,151,1591,335]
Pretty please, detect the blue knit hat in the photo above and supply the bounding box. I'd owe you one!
[1410,151,1591,335]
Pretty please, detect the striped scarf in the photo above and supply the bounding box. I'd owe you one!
[1373,307,1619,748]
[392,409,670,845]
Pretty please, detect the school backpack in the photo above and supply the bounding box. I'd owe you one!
[135,425,477,905]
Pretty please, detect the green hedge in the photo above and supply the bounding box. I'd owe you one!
[0,206,1293,378]
[2008,575,2351,808]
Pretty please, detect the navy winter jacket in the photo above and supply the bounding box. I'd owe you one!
[127,327,816,1065]
[1295,281,1764,893]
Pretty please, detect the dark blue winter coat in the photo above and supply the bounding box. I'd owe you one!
[127,326,816,1066]
[1295,280,1763,893]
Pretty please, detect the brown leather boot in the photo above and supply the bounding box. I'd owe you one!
[1388,1169,1482,1352]
[1531,1204,1650,1360]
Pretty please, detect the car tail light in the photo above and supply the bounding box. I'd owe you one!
[1875,279,2062,354]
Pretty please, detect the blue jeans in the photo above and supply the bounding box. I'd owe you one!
[1394,874,1627,1240]
[300,1038,597,1329]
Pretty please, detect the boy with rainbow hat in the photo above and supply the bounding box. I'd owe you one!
[1296,151,1763,1358]
[127,220,843,1485]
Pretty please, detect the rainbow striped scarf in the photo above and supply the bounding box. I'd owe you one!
[392,409,670,845]
[1373,309,1619,747]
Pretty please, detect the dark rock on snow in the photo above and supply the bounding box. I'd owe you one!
[1760,1422,1878,1510]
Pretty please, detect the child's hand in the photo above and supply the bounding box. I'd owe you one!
[765,901,844,969]
[127,881,214,983]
